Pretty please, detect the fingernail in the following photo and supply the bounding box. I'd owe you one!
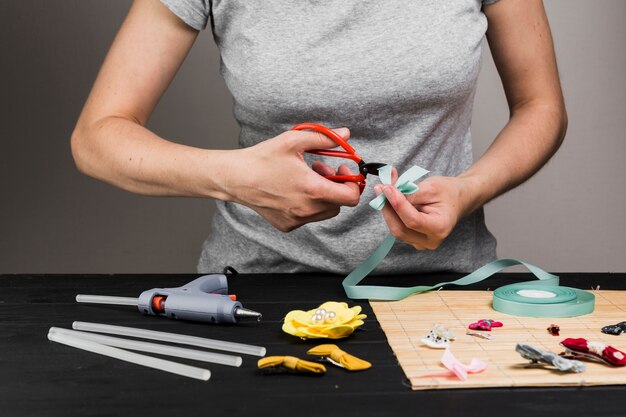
[335,127,349,137]
[383,186,394,198]
[374,184,382,195]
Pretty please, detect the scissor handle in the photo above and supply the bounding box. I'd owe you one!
[292,123,361,159]
[292,122,366,193]
[306,149,362,164]
[313,170,367,193]
[331,174,366,193]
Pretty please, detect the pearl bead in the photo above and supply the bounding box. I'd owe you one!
[315,308,327,317]
[324,310,337,324]
[311,313,324,324]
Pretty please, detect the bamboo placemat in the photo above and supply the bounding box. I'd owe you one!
[371,290,626,390]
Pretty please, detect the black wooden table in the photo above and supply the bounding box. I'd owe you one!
[2,273,625,417]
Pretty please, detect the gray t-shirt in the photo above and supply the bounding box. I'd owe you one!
[161,0,498,274]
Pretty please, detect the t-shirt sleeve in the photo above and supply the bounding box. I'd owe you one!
[160,0,210,31]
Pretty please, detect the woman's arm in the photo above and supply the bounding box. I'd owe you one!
[71,0,209,196]
[71,0,360,231]
[459,0,567,212]
[377,0,567,249]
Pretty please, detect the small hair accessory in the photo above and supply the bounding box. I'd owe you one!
[282,301,366,339]
[306,344,371,371]
[421,324,455,349]
[547,324,560,336]
[516,343,585,373]
[601,321,626,335]
[418,348,487,381]
[466,331,493,340]
[468,319,503,331]
[258,356,326,375]
[560,338,626,367]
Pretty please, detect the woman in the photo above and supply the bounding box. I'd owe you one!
[71,0,567,274]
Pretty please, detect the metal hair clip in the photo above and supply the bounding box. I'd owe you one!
[306,344,372,371]
[466,331,493,340]
[317,356,344,368]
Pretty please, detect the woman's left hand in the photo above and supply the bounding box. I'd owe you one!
[375,172,474,250]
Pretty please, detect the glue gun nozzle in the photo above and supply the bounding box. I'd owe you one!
[234,307,262,322]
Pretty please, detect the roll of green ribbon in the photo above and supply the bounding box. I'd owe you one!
[492,284,595,318]
[342,164,595,318]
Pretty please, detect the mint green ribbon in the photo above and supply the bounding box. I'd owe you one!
[342,165,595,317]
[368,165,429,210]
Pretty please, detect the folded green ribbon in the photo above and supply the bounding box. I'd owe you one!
[342,165,595,317]
[368,165,428,210]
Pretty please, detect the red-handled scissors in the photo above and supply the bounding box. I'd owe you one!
[292,122,385,193]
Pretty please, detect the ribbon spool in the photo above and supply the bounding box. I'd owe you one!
[492,284,595,318]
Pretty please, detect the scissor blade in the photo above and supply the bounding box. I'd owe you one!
[360,162,386,177]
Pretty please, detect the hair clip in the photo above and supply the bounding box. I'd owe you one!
[560,338,626,367]
[307,344,371,371]
[516,343,585,373]
[547,324,560,336]
[257,356,326,375]
[468,319,503,331]
[601,321,626,336]
[466,331,493,340]
[421,324,455,349]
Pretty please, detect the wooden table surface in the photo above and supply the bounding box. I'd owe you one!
[2,272,625,417]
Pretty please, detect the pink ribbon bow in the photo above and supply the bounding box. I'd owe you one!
[420,348,488,381]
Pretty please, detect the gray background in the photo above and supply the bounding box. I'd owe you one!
[1,1,624,273]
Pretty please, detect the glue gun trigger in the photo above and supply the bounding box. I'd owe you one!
[180,274,229,296]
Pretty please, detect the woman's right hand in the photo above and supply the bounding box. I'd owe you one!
[70,0,361,232]
[221,128,361,232]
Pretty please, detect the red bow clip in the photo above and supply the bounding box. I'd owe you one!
[468,319,503,331]
[560,338,626,367]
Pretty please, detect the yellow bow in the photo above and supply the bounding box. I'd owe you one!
[257,356,326,374]
[307,344,372,371]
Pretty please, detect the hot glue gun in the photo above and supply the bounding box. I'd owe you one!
[76,274,262,324]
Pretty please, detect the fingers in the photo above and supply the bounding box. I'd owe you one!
[391,166,398,184]
[262,205,341,233]
[250,127,359,232]
[311,161,336,177]
[309,165,360,207]
[335,127,350,140]
[336,164,354,175]
[311,163,360,197]
[312,162,356,177]
[379,201,432,248]
[336,163,359,180]
[404,179,435,207]
[313,181,360,207]
[382,186,430,232]
[336,164,361,196]
[378,185,444,250]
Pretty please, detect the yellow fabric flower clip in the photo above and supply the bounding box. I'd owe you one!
[257,356,326,374]
[307,344,372,371]
[282,301,367,339]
